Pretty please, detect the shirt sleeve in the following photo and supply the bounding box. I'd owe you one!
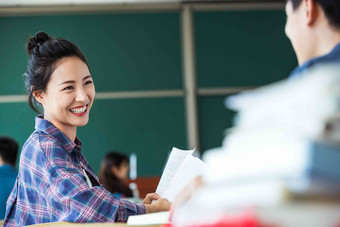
[38,139,145,223]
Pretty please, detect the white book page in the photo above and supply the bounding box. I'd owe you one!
[156,147,194,196]
[171,155,196,181]
[163,156,207,202]
[127,211,170,225]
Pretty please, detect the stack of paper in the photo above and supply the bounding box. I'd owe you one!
[226,64,340,142]
[204,64,340,188]
[156,147,207,202]
[171,64,340,227]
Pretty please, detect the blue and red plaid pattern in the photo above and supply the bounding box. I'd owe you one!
[4,116,145,226]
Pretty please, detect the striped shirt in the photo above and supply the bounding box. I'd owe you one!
[4,116,145,226]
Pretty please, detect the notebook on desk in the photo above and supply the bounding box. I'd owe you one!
[127,211,170,226]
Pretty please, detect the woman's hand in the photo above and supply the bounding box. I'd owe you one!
[143,193,160,204]
[143,193,171,213]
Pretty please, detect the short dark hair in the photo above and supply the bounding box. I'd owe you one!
[24,31,88,113]
[0,137,18,166]
[289,0,340,29]
[289,0,303,9]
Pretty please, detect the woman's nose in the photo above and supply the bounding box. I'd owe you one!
[75,88,87,102]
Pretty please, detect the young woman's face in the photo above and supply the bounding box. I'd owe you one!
[113,161,130,181]
[38,57,95,137]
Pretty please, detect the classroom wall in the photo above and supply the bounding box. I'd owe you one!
[0,4,297,176]
[195,9,297,153]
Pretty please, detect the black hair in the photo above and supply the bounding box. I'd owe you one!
[0,136,18,166]
[289,0,303,9]
[24,31,88,113]
[99,151,133,197]
[288,0,340,29]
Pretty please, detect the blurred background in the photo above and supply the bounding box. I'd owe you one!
[0,0,296,177]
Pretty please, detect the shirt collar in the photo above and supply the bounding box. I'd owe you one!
[35,115,82,154]
[290,42,340,78]
[330,42,340,54]
[0,164,16,171]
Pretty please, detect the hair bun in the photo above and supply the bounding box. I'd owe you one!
[26,31,52,55]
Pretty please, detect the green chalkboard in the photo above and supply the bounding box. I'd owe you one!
[0,103,36,150]
[195,10,297,87]
[0,12,183,176]
[198,96,236,153]
[0,12,182,95]
[195,9,297,153]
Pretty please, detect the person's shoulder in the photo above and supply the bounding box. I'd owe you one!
[0,165,17,178]
[23,130,65,160]
[313,43,340,66]
[23,129,56,149]
[38,132,68,159]
[20,131,72,178]
[289,49,340,78]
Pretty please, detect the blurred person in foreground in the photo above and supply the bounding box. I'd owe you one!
[0,137,18,220]
[172,0,340,216]
[286,0,340,78]
[99,152,133,198]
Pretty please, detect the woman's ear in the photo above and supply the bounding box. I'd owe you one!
[32,89,44,104]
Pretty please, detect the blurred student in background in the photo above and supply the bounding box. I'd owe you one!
[0,137,18,220]
[286,0,340,78]
[99,152,133,198]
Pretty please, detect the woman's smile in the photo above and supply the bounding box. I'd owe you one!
[70,105,88,115]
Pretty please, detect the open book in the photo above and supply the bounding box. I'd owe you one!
[127,147,207,225]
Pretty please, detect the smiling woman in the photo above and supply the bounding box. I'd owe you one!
[3,31,171,226]
[33,57,95,141]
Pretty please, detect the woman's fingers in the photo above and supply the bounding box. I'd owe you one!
[143,193,161,204]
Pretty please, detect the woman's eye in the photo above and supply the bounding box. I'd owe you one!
[85,80,93,85]
[63,86,73,91]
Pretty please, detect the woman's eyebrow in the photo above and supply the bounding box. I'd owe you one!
[83,75,92,80]
[58,75,92,86]
[58,80,75,86]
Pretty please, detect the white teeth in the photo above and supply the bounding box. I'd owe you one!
[70,106,86,114]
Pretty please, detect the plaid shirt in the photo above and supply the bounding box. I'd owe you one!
[4,116,145,226]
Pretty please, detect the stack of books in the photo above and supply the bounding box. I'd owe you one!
[171,64,340,227]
